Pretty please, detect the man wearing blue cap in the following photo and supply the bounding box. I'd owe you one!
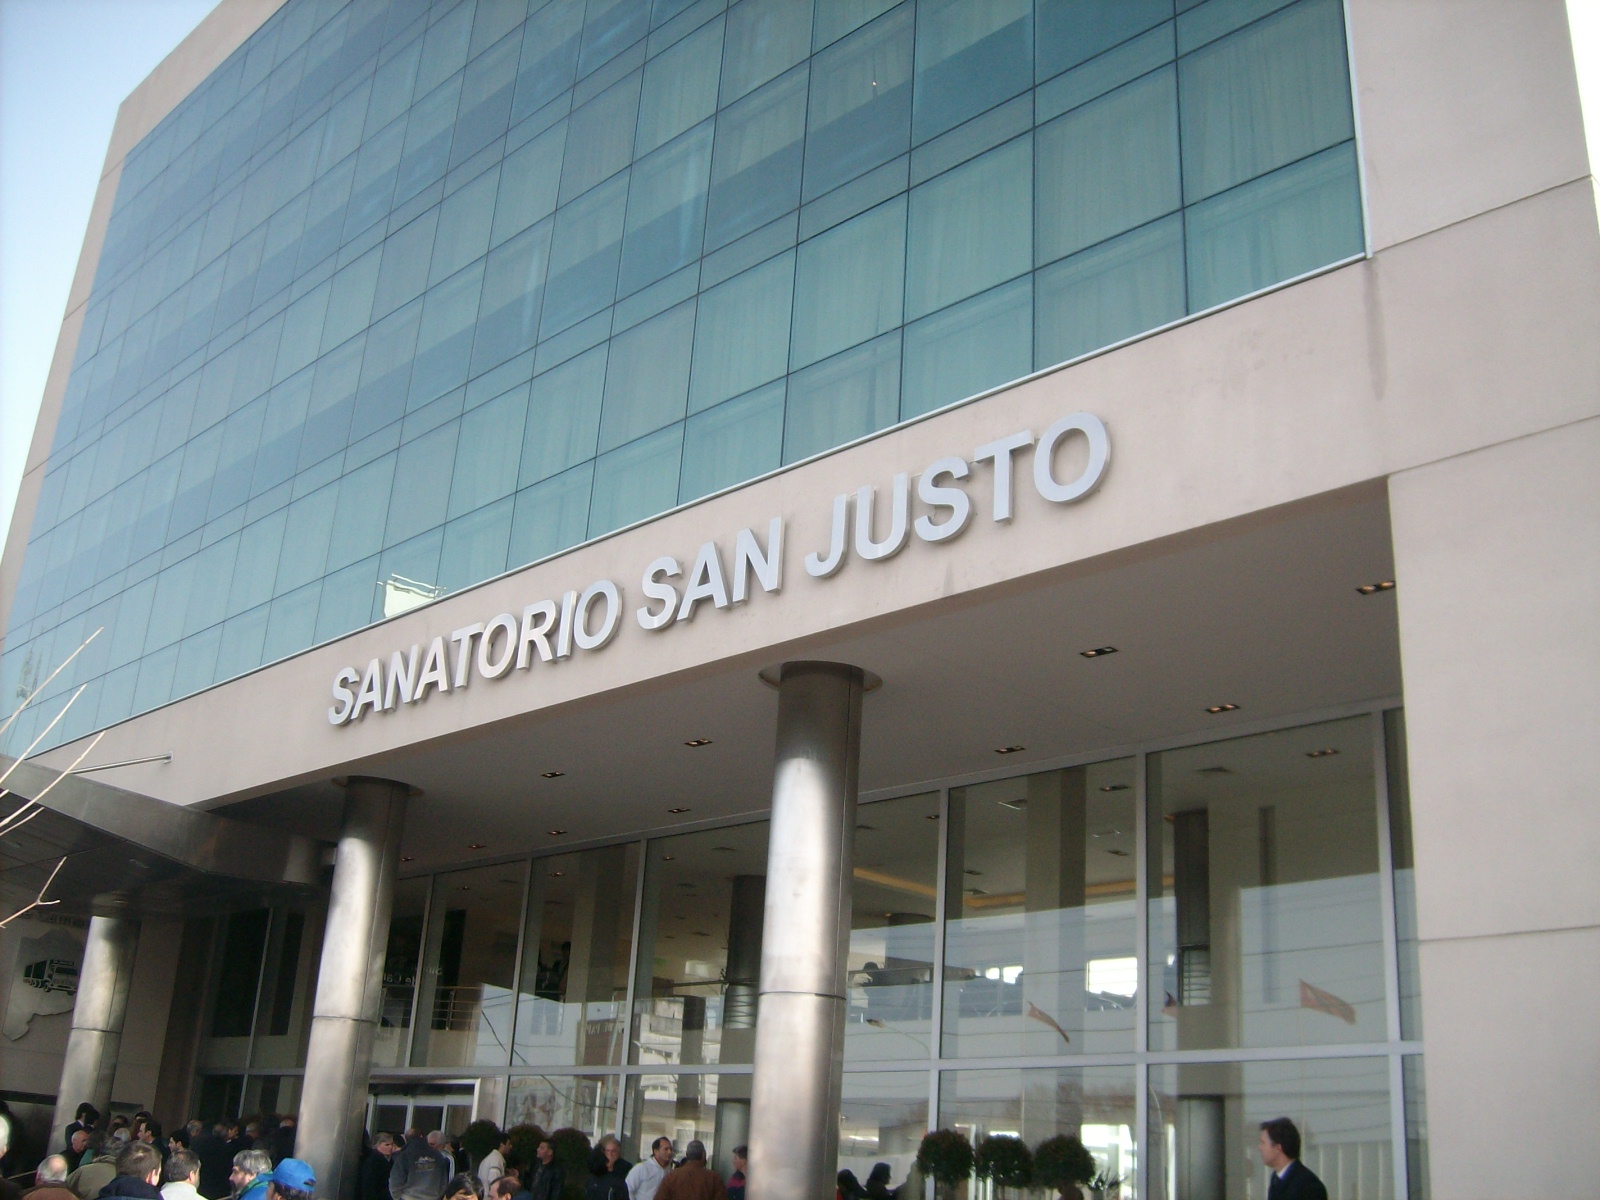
[269,1159,317,1200]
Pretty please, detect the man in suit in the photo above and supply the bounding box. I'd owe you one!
[1258,1118,1328,1200]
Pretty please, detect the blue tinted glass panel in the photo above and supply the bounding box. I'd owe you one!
[5,0,1362,753]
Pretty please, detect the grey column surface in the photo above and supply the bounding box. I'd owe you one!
[748,662,864,1200]
[297,777,408,1200]
[50,913,140,1150]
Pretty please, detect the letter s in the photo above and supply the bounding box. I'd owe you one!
[328,667,360,725]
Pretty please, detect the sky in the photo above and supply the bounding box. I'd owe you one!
[0,0,218,547]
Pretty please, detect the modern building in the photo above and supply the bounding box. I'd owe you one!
[1,0,1595,1196]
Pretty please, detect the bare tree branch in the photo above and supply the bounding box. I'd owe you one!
[0,856,67,929]
[0,627,102,742]
[0,684,88,793]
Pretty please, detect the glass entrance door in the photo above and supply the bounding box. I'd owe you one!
[367,1081,478,1139]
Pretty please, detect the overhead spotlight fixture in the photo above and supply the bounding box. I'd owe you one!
[467,842,485,849]
[1080,646,1118,658]
[551,870,565,877]
[667,806,691,814]
[1099,784,1130,792]
[1107,848,1130,857]
[662,854,675,860]
[457,885,472,892]
[684,738,714,747]
[547,829,567,836]
[1356,580,1396,595]
[713,845,735,853]
[995,745,1026,754]
[541,770,565,778]
[856,823,876,831]
[1205,703,1240,714]
[400,855,415,863]
[965,869,983,877]
[925,813,940,820]
[1306,748,1340,758]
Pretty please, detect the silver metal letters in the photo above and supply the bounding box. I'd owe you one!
[328,413,1109,725]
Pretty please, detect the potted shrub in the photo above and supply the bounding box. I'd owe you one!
[916,1130,976,1200]
[1031,1135,1096,1200]
[974,1135,1032,1200]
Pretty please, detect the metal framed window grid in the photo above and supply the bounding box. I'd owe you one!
[195,696,1421,1199]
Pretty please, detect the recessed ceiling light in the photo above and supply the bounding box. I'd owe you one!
[1107,848,1130,857]
[1080,646,1118,658]
[925,813,940,821]
[400,855,415,863]
[467,842,484,849]
[966,887,988,896]
[713,845,735,852]
[457,885,471,891]
[684,738,713,747]
[964,869,982,876]
[663,855,675,860]
[995,745,1026,754]
[1205,703,1240,714]
[1197,765,1234,775]
[551,870,565,877]
[541,771,565,778]
[1099,784,1130,792]
[856,823,875,831]
[1306,748,1340,758]
[667,806,691,814]
[1356,580,1396,595]
[547,829,566,836]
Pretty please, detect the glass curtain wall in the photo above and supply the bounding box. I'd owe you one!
[196,709,1422,1198]
[4,0,1367,758]
[193,899,327,1117]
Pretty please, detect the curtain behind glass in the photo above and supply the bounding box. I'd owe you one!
[1178,0,1354,202]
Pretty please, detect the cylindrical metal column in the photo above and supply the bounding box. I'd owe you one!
[748,662,864,1200]
[50,913,140,1150]
[297,777,408,1200]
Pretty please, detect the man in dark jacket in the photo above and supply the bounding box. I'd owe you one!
[1258,1118,1328,1200]
[191,1125,231,1200]
[99,1143,163,1200]
[360,1134,400,1200]
[525,1142,563,1200]
[389,1131,450,1200]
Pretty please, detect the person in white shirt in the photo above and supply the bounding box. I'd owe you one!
[161,1150,204,1200]
[624,1138,675,1200]
[478,1135,512,1189]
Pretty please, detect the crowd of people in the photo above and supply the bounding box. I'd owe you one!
[0,1106,790,1200]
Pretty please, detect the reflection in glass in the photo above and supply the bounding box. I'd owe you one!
[1148,1058,1391,1200]
[944,759,1137,1058]
[838,1071,928,1187]
[413,863,528,1068]
[939,1066,1137,1198]
[513,845,640,1067]
[507,1075,621,1142]
[373,877,429,1069]
[847,793,940,1063]
[249,903,324,1069]
[631,822,771,1067]
[1149,716,1386,1051]
[623,1073,747,1166]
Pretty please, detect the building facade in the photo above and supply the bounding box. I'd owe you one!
[1,0,1596,1198]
